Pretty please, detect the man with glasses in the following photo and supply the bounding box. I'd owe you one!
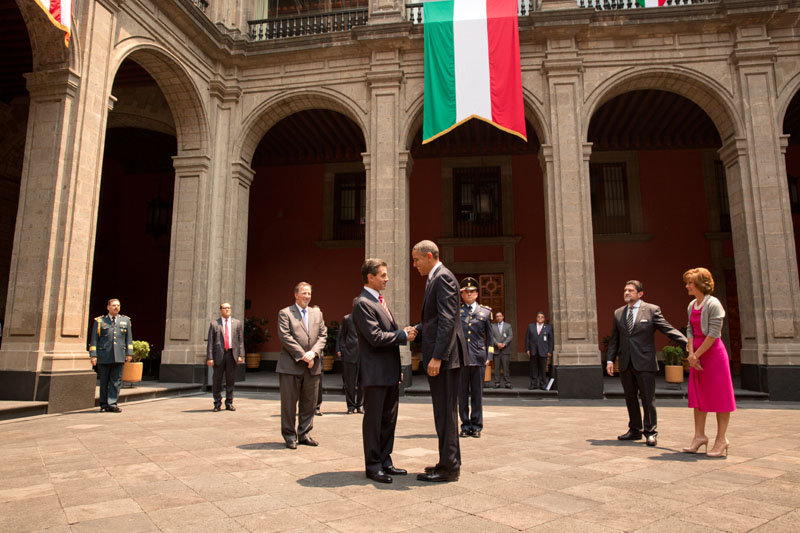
[206,302,245,412]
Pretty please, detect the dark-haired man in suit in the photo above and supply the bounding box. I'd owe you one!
[412,240,467,482]
[606,280,687,447]
[337,299,363,414]
[352,258,414,484]
[206,302,245,412]
[525,312,554,390]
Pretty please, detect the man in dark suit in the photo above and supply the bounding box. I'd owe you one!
[606,280,687,447]
[491,311,513,388]
[458,277,493,438]
[206,302,245,412]
[525,312,554,390]
[351,258,415,484]
[89,298,133,413]
[337,300,363,414]
[412,240,467,482]
[277,282,327,449]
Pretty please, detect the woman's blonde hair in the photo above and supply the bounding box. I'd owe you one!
[682,267,714,295]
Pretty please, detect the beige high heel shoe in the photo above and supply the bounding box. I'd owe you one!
[682,437,708,453]
[706,440,730,457]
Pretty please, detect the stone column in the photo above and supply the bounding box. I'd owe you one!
[541,41,602,398]
[364,62,412,386]
[160,154,213,384]
[368,0,404,24]
[724,28,800,399]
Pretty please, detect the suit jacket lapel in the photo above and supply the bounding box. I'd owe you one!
[292,305,308,333]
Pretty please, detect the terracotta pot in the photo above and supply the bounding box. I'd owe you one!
[665,365,684,384]
[411,353,421,371]
[122,361,143,383]
[245,353,261,369]
[323,354,334,372]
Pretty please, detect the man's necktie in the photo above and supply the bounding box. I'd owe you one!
[224,319,230,350]
[627,307,634,333]
[301,308,308,330]
[379,294,394,322]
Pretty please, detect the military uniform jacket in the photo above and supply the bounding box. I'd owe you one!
[460,303,494,366]
[90,314,133,364]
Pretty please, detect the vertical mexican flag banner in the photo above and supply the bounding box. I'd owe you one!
[32,0,72,47]
[636,0,666,6]
[423,0,526,144]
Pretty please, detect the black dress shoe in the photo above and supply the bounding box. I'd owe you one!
[106,405,121,413]
[99,407,108,412]
[617,430,643,441]
[459,429,472,437]
[347,409,354,414]
[384,466,407,475]
[366,470,392,484]
[424,465,438,474]
[298,437,319,446]
[494,383,500,389]
[356,407,364,414]
[505,384,512,389]
[315,408,323,416]
[225,404,236,411]
[645,435,657,447]
[285,441,297,449]
[213,406,221,412]
[472,430,481,438]
[417,468,459,482]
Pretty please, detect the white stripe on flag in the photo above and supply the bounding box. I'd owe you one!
[453,0,491,123]
[642,0,661,7]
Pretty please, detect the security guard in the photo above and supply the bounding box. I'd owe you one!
[89,298,133,412]
[458,277,494,438]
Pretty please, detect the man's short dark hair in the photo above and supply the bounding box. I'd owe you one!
[412,240,439,260]
[107,298,120,306]
[294,282,312,294]
[537,311,545,317]
[625,280,644,292]
[361,258,387,284]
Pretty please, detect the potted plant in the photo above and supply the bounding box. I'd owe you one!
[324,320,339,372]
[662,345,685,384]
[122,340,150,384]
[244,317,270,370]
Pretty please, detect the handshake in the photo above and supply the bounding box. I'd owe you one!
[403,326,418,342]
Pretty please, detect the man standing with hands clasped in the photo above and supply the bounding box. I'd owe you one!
[352,258,415,484]
[89,298,132,413]
[206,302,244,412]
[606,280,687,447]
[412,240,467,482]
[277,282,327,449]
[526,312,554,390]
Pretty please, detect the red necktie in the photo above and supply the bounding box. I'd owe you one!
[379,294,394,322]
[224,319,230,350]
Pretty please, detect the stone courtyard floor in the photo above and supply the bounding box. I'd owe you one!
[1,393,799,532]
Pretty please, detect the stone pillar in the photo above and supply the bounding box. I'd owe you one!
[0,68,99,411]
[364,61,412,386]
[725,28,800,399]
[160,154,213,384]
[541,41,602,398]
[368,0,404,24]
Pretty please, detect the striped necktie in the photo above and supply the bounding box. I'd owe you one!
[379,294,394,322]
[627,307,634,333]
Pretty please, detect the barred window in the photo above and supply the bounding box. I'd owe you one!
[590,162,631,234]
[333,172,365,240]
[453,166,502,238]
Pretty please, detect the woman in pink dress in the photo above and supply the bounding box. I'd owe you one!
[682,267,736,457]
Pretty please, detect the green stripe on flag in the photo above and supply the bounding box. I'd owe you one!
[423,0,456,143]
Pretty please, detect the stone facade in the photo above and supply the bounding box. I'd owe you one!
[1,0,799,409]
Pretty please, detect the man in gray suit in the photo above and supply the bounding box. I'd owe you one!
[277,282,327,449]
[606,280,687,447]
[206,302,245,412]
[491,311,513,389]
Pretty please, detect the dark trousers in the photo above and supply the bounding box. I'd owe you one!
[362,385,398,475]
[278,371,320,443]
[212,350,236,407]
[529,355,547,388]
[97,363,124,408]
[342,360,362,411]
[493,353,511,385]
[428,366,462,472]
[620,366,657,436]
[459,365,484,431]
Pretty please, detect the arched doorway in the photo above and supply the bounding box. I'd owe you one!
[88,58,177,378]
[588,89,741,374]
[245,108,367,368]
[783,89,800,283]
[407,114,544,378]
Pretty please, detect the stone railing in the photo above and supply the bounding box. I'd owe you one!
[190,0,208,14]
[577,0,713,9]
[249,8,368,41]
[407,0,536,24]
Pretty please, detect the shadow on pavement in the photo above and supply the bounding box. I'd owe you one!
[648,451,713,462]
[586,439,628,446]
[297,471,411,490]
[397,433,437,439]
[238,442,289,451]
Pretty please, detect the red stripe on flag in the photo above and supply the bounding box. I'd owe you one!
[486,0,526,140]
[51,0,62,22]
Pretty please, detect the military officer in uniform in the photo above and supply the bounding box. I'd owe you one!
[458,277,494,438]
[89,298,133,413]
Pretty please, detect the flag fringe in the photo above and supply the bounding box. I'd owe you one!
[31,0,71,47]
[422,114,527,145]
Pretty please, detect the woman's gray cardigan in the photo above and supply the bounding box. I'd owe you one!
[686,295,725,339]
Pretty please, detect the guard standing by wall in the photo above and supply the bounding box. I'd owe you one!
[458,277,494,438]
[89,298,133,412]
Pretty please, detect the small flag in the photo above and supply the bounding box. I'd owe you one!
[636,0,667,7]
[33,0,72,47]
[423,0,526,144]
